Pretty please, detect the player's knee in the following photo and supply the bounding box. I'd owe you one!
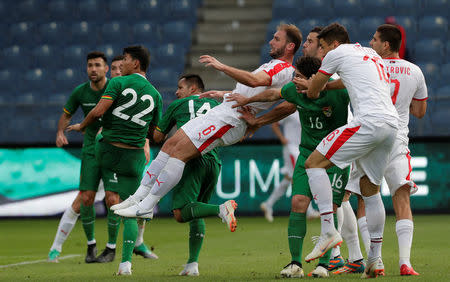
[343,190,351,202]
[173,209,184,223]
[291,195,309,213]
[81,191,95,206]
[105,192,119,207]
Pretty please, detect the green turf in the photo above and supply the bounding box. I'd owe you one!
[0,215,449,281]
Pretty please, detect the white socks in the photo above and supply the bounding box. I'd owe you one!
[51,206,79,252]
[331,206,344,257]
[396,219,413,268]
[134,151,170,200]
[140,157,186,210]
[265,178,290,207]
[357,216,371,255]
[362,193,385,259]
[136,219,146,247]
[306,168,334,234]
[341,201,364,262]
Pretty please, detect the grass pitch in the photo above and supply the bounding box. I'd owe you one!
[1,215,449,281]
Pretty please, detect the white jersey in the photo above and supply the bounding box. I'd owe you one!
[279,112,301,146]
[320,44,398,126]
[233,59,295,113]
[383,58,428,142]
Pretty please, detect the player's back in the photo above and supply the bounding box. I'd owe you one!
[279,112,301,146]
[102,73,162,147]
[383,58,427,142]
[233,59,295,113]
[321,44,398,125]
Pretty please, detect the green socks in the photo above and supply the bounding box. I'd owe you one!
[288,212,306,263]
[80,203,95,242]
[187,219,205,263]
[121,218,138,263]
[180,202,220,222]
[107,208,121,245]
[318,213,339,266]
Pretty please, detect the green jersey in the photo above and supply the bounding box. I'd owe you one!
[157,95,221,164]
[281,81,350,157]
[101,73,162,147]
[64,80,109,154]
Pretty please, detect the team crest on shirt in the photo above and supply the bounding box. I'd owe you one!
[322,106,332,117]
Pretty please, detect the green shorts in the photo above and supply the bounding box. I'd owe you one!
[79,152,102,192]
[95,139,146,201]
[292,154,350,207]
[172,156,221,210]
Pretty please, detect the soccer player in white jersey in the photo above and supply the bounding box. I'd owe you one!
[260,113,306,222]
[296,23,399,278]
[111,24,302,225]
[341,24,427,276]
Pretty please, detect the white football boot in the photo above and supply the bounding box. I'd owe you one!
[305,230,342,262]
[179,262,199,276]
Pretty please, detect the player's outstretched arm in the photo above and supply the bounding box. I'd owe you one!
[199,55,271,87]
[67,99,113,132]
[228,88,282,108]
[325,78,345,90]
[56,112,71,147]
[199,90,228,101]
[306,72,330,99]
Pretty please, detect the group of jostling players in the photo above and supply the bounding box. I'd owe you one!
[48,21,427,278]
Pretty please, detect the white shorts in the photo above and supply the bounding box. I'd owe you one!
[280,143,299,178]
[316,117,397,186]
[181,99,247,155]
[345,138,417,196]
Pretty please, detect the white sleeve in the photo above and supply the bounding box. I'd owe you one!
[319,48,343,76]
[413,68,428,101]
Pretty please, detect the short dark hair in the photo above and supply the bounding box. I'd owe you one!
[278,24,303,54]
[123,45,150,72]
[310,26,324,34]
[295,56,322,79]
[317,23,350,45]
[87,51,107,64]
[179,74,205,92]
[376,24,402,53]
[112,54,124,63]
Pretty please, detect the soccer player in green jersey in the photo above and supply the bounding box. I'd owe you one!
[151,74,235,276]
[68,45,163,275]
[48,51,112,263]
[227,56,351,278]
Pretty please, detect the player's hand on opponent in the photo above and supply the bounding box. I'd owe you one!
[199,55,226,71]
[292,76,309,93]
[66,123,84,133]
[199,90,226,101]
[237,106,260,140]
[56,132,68,147]
[226,93,250,108]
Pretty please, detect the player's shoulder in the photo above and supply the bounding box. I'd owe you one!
[73,81,90,92]
[264,59,294,71]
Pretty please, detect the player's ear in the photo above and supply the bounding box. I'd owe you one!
[286,42,295,52]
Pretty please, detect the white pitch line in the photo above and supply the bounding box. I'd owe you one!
[0,254,81,268]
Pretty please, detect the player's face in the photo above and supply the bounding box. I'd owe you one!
[269,29,288,59]
[175,78,192,99]
[302,32,320,58]
[319,38,336,57]
[370,31,384,56]
[87,58,108,83]
[110,60,123,78]
[121,53,136,76]
[294,70,307,93]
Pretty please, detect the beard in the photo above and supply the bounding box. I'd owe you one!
[270,48,284,59]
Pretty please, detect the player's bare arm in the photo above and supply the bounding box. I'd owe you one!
[152,129,166,144]
[56,112,72,147]
[199,90,229,101]
[227,88,282,108]
[144,138,150,165]
[410,99,427,118]
[325,78,346,90]
[199,55,271,87]
[306,72,330,99]
[67,99,113,132]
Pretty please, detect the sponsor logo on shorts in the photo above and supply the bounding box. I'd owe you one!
[109,173,118,183]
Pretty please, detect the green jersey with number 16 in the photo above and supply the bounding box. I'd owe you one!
[157,95,221,163]
[100,73,162,148]
[281,81,350,158]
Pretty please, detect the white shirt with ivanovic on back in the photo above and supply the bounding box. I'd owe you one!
[233,59,295,114]
[383,58,428,143]
[319,43,399,127]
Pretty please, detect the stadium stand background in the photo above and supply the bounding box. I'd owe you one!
[0,0,449,145]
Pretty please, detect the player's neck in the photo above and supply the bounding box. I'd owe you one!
[90,77,107,91]
[277,54,294,65]
[382,51,400,59]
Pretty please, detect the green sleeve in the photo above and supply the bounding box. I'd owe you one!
[101,77,121,100]
[151,94,163,127]
[157,99,181,134]
[63,85,82,115]
[280,82,299,104]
